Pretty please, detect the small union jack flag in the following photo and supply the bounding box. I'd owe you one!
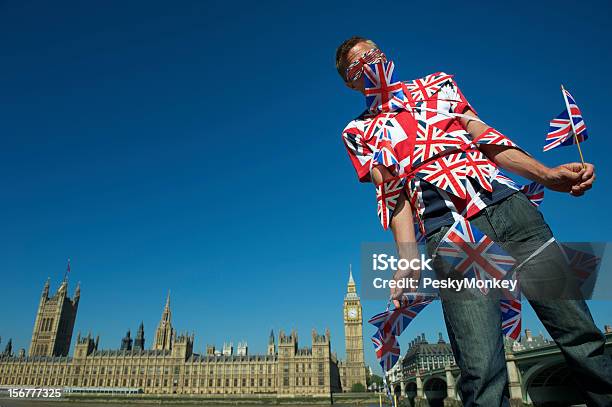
[363,61,407,113]
[544,88,588,152]
[521,182,545,207]
[492,170,543,206]
[417,151,468,199]
[412,123,464,165]
[474,128,518,148]
[376,178,405,230]
[500,298,522,340]
[368,295,434,336]
[493,169,520,190]
[372,127,399,169]
[464,149,493,192]
[404,72,453,101]
[447,178,487,219]
[382,374,393,401]
[371,330,401,371]
[560,244,600,287]
[436,217,516,295]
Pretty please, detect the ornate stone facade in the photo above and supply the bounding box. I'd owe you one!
[28,278,79,357]
[0,274,372,396]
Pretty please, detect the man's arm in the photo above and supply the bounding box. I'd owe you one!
[371,165,420,307]
[459,109,595,196]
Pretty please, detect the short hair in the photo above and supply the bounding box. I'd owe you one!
[335,36,378,81]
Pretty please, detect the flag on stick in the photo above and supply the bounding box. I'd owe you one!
[544,86,588,166]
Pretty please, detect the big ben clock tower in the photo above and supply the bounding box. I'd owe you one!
[342,266,367,391]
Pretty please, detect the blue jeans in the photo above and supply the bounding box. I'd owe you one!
[426,192,612,406]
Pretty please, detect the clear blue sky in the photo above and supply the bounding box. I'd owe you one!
[1,0,611,371]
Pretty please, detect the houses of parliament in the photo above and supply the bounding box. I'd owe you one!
[0,269,367,397]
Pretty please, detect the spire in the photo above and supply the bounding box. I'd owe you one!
[269,329,275,345]
[160,291,172,324]
[348,264,355,285]
[42,277,50,298]
[134,321,145,351]
[121,329,133,351]
[346,264,357,297]
[153,290,174,351]
[75,281,81,298]
[3,338,12,356]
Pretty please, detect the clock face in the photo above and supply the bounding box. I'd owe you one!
[347,307,358,319]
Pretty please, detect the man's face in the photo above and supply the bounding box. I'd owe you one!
[344,41,377,94]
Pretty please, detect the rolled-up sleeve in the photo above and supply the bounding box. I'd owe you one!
[342,123,373,183]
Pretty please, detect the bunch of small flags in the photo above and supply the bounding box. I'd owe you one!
[369,295,435,371]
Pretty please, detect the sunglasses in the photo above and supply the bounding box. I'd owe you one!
[345,48,386,82]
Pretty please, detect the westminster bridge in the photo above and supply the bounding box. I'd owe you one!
[387,331,612,407]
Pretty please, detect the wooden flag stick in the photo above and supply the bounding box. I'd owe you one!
[560,84,586,168]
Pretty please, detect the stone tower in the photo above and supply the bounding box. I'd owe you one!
[121,330,133,351]
[3,339,12,356]
[171,332,194,359]
[342,266,367,390]
[277,329,298,395]
[29,277,80,357]
[153,292,174,351]
[134,322,145,351]
[73,332,96,359]
[237,341,248,356]
[267,329,275,355]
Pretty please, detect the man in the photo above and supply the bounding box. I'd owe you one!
[337,36,612,406]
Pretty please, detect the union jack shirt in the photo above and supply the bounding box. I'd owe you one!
[342,72,520,235]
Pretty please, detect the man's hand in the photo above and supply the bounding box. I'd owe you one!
[542,162,595,196]
[391,268,419,308]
